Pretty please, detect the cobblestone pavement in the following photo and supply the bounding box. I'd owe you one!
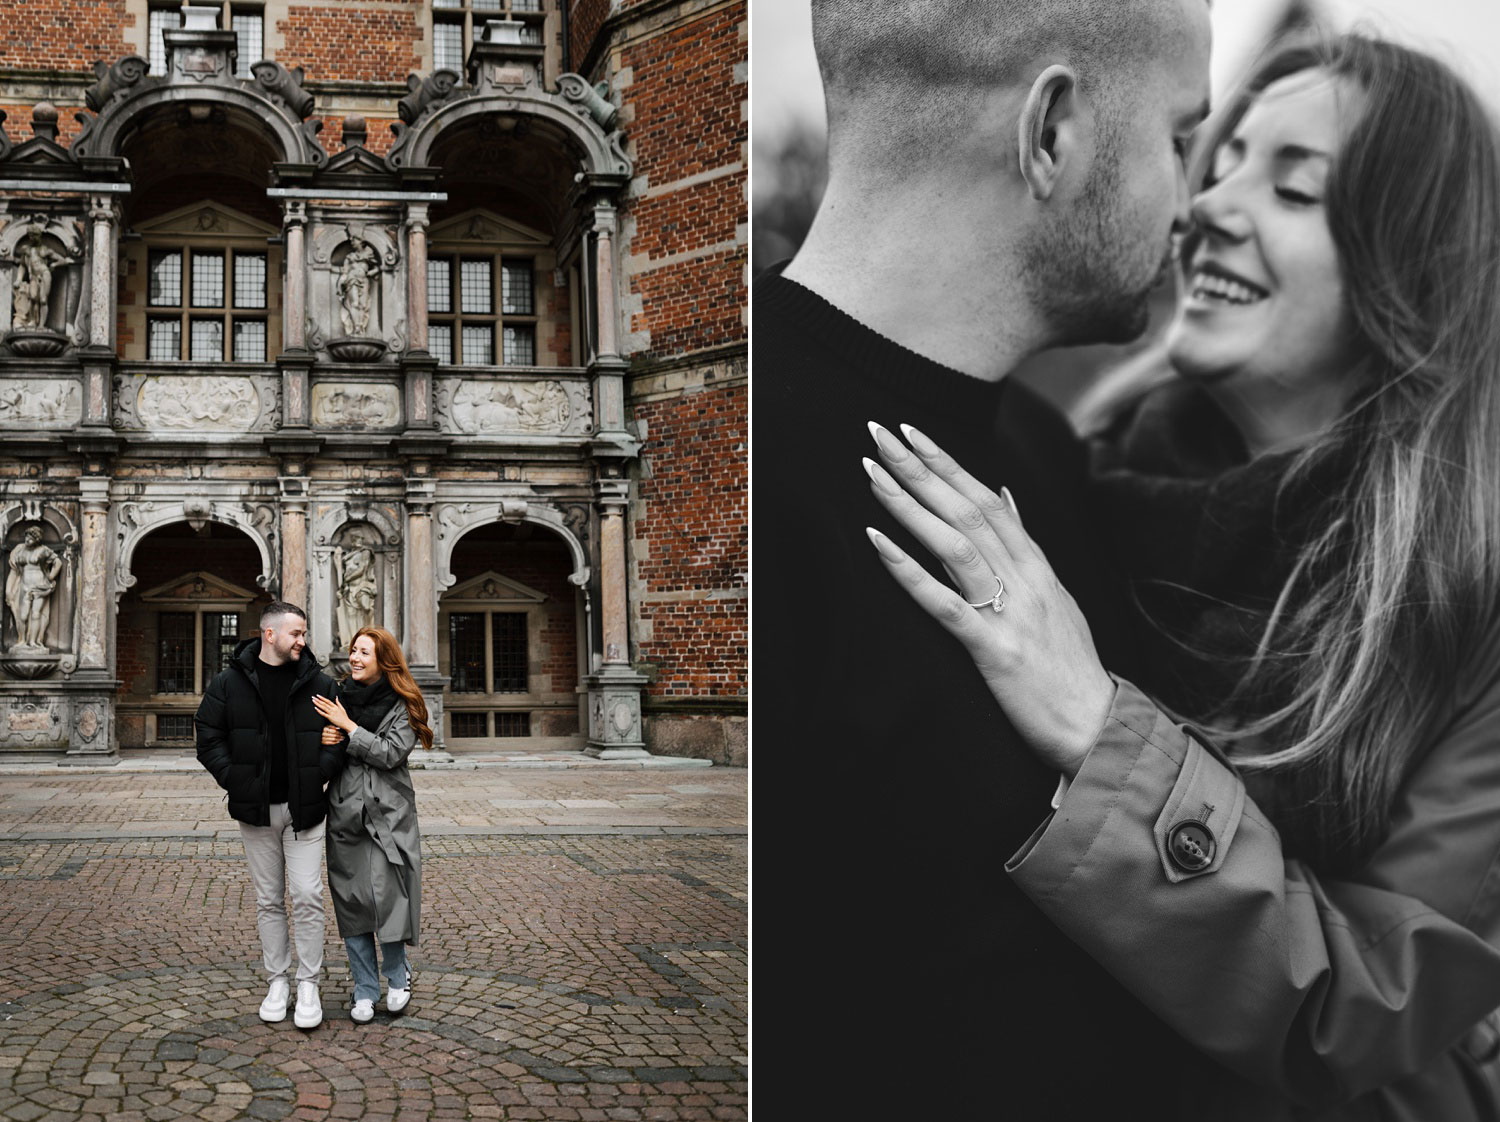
[0,765,747,1121]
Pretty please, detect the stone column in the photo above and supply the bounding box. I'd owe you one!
[77,478,110,671]
[400,204,439,435]
[598,481,629,667]
[404,477,437,667]
[403,471,453,764]
[87,194,116,351]
[585,474,647,758]
[405,203,429,356]
[282,200,308,352]
[593,200,620,362]
[279,473,308,609]
[588,200,631,443]
[65,474,120,764]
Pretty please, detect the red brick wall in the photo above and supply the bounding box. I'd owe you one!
[278,6,423,82]
[632,381,746,698]
[1,108,89,150]
[569,0,609,72]
[0,0,131,70]
[617,4,746,360]
[619,8,744,185]
[323,115,400,158]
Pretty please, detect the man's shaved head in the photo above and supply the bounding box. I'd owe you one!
[814,0,1204,167]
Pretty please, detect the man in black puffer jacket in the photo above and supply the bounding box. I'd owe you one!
[195,601,343,1030]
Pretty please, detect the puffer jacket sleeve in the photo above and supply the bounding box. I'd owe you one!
[1007,667,1500,1111]
[315,673,346,783]
[194,671,233,789]
[346,701,417,771]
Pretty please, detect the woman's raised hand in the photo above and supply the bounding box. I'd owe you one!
[312,694,355,734]
[863,422,1116,777]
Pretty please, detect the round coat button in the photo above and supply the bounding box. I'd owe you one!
[1167,821,1216,873]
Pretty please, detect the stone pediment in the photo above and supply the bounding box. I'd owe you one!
[140,570,258,606]
[311,137,399,191]
[133,202,279,240]
[429,208,549,247]
[444,570,547,605]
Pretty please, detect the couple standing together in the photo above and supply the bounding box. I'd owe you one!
[760,0,1500,1118]
[193,602,430,1029]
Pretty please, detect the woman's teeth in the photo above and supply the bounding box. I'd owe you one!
[1192,271,1267,305]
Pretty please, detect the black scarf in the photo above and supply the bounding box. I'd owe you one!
[337,674,400,735]
[1088,379,1351,727]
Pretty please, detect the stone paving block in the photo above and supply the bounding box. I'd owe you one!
[0,768,745,1122]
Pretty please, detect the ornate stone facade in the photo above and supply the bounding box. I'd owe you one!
[0,0,747,763]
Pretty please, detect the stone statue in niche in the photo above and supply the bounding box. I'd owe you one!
[333,543,377,647]
[6,526,62,650]
[12,225,71,329]
[335,233,380,337]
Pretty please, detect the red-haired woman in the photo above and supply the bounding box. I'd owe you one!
[312,626,432,1024]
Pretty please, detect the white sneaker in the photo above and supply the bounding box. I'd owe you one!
[386,985,410,1014]
[351,998,375,1024]
[293,981,322,1029]
[258,978,290,1023]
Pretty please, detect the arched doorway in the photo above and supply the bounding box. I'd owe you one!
[439,521,584,748]
[115,521,269,748]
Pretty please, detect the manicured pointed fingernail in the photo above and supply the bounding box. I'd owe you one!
[862,457,900,495]
[899,423,940,458]
[867,421,907,460]
[1002,486,1019,517]
[866,526,904,562]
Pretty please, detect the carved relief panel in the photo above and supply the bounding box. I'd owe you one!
[434,376,592,436]
[310,381,403,429]
[113,372,281,433]
[0,378,82,428]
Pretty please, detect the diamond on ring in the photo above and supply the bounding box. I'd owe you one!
[966,576,1007,614]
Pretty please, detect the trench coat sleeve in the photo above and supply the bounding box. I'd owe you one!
[1006,669,1500,1110]
[193,672,232,789]
[345,702,417,771]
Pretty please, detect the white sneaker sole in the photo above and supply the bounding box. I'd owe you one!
[293,1008,322,1029]
[258,1004,288,1023]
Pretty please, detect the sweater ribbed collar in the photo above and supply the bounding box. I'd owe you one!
[754,267,1010,419]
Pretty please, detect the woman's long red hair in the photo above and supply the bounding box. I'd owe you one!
[350,626,434,751]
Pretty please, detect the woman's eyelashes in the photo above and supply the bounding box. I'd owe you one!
[1274,185,1321,206]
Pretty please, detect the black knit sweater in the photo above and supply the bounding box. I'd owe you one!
[753,268,1188,1116]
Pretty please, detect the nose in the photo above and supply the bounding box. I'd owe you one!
[1190,176,1252,245]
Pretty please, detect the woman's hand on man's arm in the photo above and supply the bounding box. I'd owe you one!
[862,420,1116,776]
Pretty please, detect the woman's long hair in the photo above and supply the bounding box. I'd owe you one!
[1181,35,1500,869]
[350,626,435,752]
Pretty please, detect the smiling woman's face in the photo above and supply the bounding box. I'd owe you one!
[1166,68,1368,445]
[348,635,379,682]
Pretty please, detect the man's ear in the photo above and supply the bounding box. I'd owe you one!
[1018,65,1083,202]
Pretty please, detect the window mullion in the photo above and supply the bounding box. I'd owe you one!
[483,611,495,695]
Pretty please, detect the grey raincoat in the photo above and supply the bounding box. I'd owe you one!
[326,698,422,944]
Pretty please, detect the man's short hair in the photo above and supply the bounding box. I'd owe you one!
[260,601,307,629]
[812,0,1193,164]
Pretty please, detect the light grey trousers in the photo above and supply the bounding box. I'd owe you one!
[239,802,326,985]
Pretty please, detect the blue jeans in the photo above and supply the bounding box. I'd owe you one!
[344,934,409,1004]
